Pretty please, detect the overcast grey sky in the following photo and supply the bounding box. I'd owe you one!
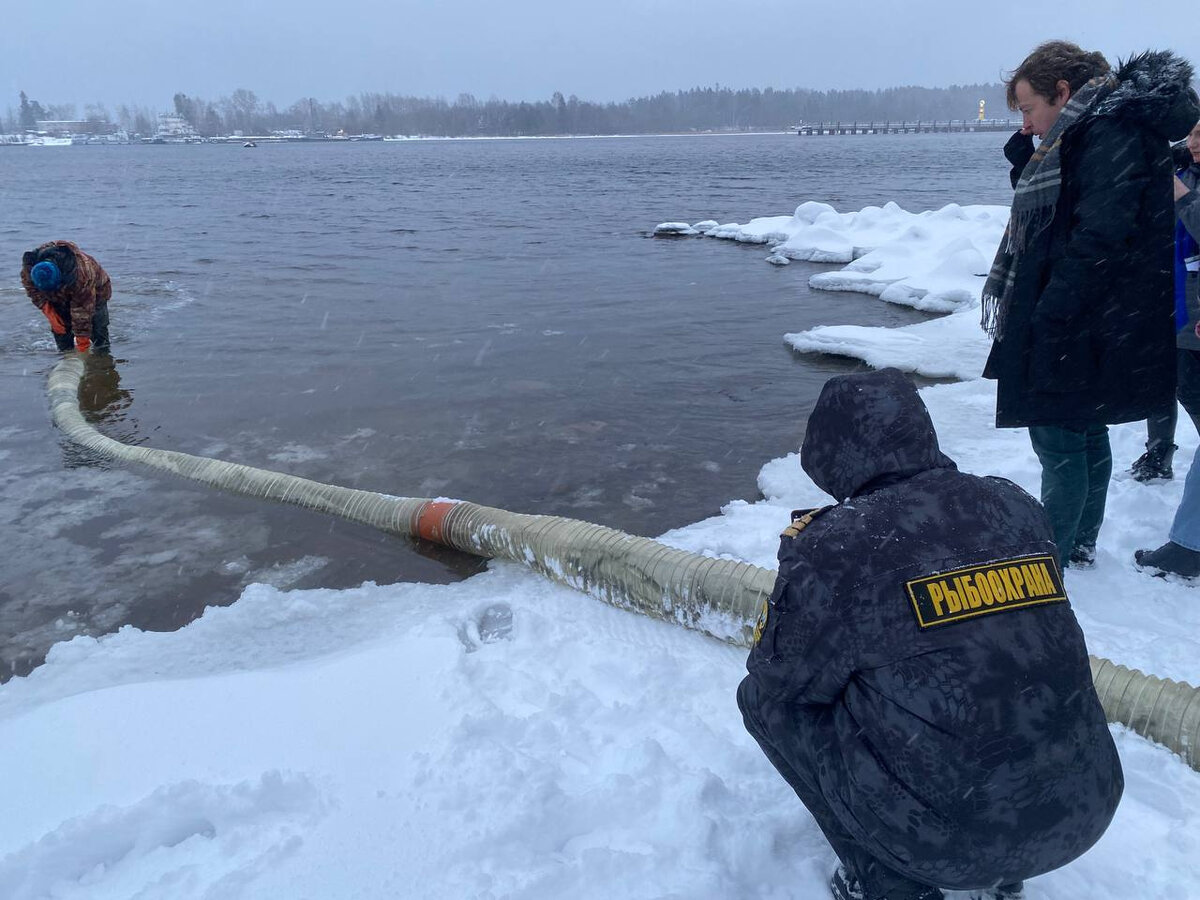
[1,0,1195,110]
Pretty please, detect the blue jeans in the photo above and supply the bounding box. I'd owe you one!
[1028,424,1112,567]
[1170,445,1200,550]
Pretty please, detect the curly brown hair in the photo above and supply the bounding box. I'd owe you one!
[1005,41,1111,109]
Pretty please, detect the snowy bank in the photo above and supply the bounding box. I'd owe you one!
[659,201,1008,378]
[3,546,1200,900]
[2,201,1200,898]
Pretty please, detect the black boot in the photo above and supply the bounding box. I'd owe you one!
[1134,541,1200,578]
[1068,544,1096,568]
[1130,442,1177,482]
[830,866,864,900]
[969,884,1025,900]
[830,866,942,900]
[994,884,1024,900]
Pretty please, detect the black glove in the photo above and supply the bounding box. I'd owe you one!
[1004,131,1036,188]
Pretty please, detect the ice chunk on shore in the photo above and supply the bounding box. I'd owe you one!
[653,221,698,236]
[664,200,1008,375]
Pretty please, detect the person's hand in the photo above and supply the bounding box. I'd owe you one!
[1175,176,1191,202]
[41,305,66,335]
[74,336,91,353]
[1194,319,1200,342]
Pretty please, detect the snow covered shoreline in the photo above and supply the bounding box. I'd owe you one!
[3,201,1199,899]
[656,200,1007,378]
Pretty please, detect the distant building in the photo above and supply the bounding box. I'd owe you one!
[35,119,118,136]
[145,114,203,144]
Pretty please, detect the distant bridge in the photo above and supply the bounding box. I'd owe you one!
[796,120,1019,135]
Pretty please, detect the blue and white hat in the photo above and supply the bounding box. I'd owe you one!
[30,260,63,292]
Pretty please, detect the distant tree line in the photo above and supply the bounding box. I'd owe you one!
[4,83,1016,138]
[7,90,158,136]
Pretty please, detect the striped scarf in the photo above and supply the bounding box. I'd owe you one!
[981,75,1117,339]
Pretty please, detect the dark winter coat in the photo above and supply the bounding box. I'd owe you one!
[982,51,1200,428]
[737,368,1122,890]
[20,240,111,340]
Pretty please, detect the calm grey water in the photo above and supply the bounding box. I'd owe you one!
[0,132,1015,678]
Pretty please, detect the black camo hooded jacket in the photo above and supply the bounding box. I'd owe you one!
[738,369,1122,889]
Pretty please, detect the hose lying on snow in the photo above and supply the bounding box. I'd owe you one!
[49,355,1200,773]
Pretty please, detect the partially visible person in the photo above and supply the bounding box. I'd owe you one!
[20,240,112,353]
[1129,122,1200,483]
[739,368,1122,900]
[1135,420,1200,578]
[1136,140,1200,578]
[980,43,1200,569]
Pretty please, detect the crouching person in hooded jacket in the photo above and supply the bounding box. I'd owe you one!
[737,369,1122,900]
[21,240,112,353]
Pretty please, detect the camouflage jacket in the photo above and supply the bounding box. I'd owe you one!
[20,241,112,339]
[738,368,1122,889]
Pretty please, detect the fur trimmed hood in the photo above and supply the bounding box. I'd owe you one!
[1098,50,1199,142]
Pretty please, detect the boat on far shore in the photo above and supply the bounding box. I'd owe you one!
[27,135,73,147]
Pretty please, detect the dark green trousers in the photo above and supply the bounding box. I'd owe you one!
[1028,424,1112,567]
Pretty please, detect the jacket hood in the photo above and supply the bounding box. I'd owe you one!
[801,368,956,502]
[1098,50,1199,142]
[23,242,80,289]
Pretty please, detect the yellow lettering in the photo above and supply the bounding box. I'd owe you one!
[927,583,945,616]
[1038,563,1057,595]
[1020,565,1042,596]
[960,576,981,609]
[997,569,1017,602]
[942,580,962,613]
[976,573,995,606]
[908,557,1066,629]
[987,570,1007,603]
[1009,567,1027,599]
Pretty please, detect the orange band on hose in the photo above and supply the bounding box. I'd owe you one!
[415,500,457,544]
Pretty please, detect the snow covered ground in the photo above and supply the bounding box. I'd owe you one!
[3,201,1200,899]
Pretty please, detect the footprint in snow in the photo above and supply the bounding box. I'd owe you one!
[458,603,514,652]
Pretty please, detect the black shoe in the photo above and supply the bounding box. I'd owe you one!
[1134,541,1200,578]
[969,884,1024,900]
[1130,443,1176,482]
[830,866,942,900]
[830,866,864,900]
[1068,544,1096,568]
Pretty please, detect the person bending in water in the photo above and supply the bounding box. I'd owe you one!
[20,240,112,353]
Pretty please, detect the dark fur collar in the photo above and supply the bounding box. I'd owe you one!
[1099,50,1199,142]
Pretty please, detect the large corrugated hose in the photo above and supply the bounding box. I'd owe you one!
[49,355,1200,773]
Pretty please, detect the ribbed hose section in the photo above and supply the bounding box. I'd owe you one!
[437,500,775,643]
[49,358,430,539]
[48,355,1200,772]
[49,356,771,646]
[1090,658,1200,770]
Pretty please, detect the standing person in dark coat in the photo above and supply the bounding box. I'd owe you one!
[980,42,1200,569]
[1135,123,1200,578]
[1128,123,1200,483]
[20,240,112,353]
[738,368,1122,900]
